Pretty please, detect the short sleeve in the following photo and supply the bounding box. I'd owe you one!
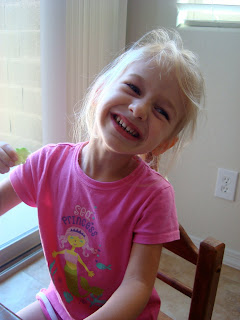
[133,185,179,244]
[10,146,47,207]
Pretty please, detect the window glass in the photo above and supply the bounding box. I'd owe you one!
[0,0,41,276]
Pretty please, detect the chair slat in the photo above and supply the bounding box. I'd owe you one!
[157,270,193,297]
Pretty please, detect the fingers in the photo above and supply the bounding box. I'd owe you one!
[0,142,18,174]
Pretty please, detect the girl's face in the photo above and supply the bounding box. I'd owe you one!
[68,235,85,248]
[94,59,185,156]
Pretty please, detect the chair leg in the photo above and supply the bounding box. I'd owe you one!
[189,237,225,320]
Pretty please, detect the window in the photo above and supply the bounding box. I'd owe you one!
[177,0,240,28]
[0,0,42,280]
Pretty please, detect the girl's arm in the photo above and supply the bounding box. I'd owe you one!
[84,242,162,320]
[0,178,22,216]
[52,250,65,258]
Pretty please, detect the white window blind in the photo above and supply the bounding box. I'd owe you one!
[177,0,240,28]
[66,0,128,140]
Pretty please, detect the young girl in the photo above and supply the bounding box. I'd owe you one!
[0,29,204,320]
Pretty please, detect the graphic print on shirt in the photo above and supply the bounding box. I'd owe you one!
[50,204,110,308]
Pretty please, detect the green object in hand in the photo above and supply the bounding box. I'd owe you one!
[15,148,31,165]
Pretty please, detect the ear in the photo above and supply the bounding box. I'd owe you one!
[152,136,179,156]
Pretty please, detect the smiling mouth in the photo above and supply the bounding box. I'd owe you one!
[113,115,140,138]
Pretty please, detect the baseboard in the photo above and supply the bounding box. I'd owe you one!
[190,235,240,271]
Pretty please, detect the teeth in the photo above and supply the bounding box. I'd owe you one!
[114,115,139,138]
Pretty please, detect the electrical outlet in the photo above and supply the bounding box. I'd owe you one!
[215,168,239,201]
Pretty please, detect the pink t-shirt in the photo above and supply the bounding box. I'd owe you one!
[10,142,179,319]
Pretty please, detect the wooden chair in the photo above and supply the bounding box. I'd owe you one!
[157,224,225,320]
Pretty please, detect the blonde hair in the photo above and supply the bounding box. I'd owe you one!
[74,28,205,174]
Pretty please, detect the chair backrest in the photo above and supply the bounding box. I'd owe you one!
[157,224,225,320]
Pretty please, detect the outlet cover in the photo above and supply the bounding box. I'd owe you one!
[215,168,239,201]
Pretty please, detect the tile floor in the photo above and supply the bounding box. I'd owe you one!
[0,248,239,319]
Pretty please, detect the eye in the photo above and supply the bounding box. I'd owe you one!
[155,107,169,121]
[126,83,141,96]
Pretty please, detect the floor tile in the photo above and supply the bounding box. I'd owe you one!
[23,256,50,288]
[0,270,45,313]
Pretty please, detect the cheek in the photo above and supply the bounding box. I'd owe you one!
[95,100,110,121]
[149,121,164,140]
[147,122,171,149]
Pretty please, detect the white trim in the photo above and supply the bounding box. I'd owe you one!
[190,234,240,270]
[177,2,240,28]
[37,292,58,320]
[181,20,240,28]
[223,247,240,270]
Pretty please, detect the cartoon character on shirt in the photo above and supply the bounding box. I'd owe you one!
[52,227,103,298]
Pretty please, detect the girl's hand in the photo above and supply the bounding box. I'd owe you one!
[0,142,18,174]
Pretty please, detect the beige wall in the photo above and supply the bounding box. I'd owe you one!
[0,0,42,152]
[127,0,240,265]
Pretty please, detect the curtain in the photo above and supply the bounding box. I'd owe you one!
[66,0,128,140]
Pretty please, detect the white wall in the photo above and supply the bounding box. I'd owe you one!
[126,0,240,266]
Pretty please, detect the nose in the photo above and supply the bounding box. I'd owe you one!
[128,100,149,121]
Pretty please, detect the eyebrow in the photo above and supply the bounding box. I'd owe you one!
[127,73,143,80]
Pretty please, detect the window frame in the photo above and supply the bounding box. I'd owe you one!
[176,1,240,28]
[0,227,42,281]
